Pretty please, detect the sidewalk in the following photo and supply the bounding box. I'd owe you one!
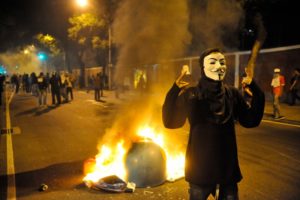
[263,101,300,125]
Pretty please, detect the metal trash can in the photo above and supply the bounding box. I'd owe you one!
[125,141,167,188]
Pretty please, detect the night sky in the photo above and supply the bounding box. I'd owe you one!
[0,0,299,53]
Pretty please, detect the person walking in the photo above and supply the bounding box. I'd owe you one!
[99,72,105,97]
[137,74,146,96]
[0,73,5,106]
[162,48,265,200]
[271,68,285,119]
[10,73,19,94]
[289,68,300,105]
[49,72,61,105]
[87,74,94,93]
[60,72,67,103]
[65,73,74,102]
[30,72,38,96]
[94,73,101,101]
[37,72,48,107]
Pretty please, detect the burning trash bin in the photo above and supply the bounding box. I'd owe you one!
[125,141,167,188]
[83,125,185,192]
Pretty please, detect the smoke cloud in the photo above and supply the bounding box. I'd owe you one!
[113,0,191,82]
[95,0,246,151]
[189,0,244,52]
[0,50,42,75]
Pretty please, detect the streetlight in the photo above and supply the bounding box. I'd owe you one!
[75,0,88,8]
[108,22,112,90]
[74,0,113,89]
[37,52,48,72]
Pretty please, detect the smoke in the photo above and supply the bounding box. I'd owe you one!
[108,0,192,148]
[113,0,191,82]
[0,50,42,75]
[189,0,244,52]
[98,97,163,148]
[94,0,246,151]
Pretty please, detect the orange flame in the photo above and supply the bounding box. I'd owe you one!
[83,125,185,183]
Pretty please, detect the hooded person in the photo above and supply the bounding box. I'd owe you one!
[162,48,265,200]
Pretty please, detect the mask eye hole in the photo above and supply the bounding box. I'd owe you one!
[219,59,226,66]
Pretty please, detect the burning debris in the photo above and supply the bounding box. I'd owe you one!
[83,125,185,193]
[84,175,135,193]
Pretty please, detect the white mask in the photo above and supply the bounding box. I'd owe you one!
[203,52,226,81]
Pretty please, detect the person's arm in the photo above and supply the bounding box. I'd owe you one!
[235,80,265,128]
[162,83,187,129]
[290,78,297,90]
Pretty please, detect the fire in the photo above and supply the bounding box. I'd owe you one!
[83,125,185,184]
[83,141,127,183]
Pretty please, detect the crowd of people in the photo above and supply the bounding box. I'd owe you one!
[0,70,112,108]
[2,71,76,108]
[1,66,300,116]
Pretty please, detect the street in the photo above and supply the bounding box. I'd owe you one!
[1,88,300,200]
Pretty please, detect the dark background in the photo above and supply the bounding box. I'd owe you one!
[0,0,299,52]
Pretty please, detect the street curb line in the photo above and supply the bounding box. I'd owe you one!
[262,119,300,128]
[5,87,16,200]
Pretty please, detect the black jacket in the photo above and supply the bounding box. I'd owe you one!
[162,80,265,185]
[0,75,5,92]
[37,76,48,90]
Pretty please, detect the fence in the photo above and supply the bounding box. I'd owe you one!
[70,44,300,102]
[159,44,300,101]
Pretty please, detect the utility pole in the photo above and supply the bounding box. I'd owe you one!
[108,22,113,90]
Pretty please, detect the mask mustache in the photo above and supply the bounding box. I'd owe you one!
[211,67,226,73]
[218,68,226,74]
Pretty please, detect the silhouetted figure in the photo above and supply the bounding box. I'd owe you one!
[137,74,146,96]
[271,68,285,119]
[94,73,102,101]
[37,72,48,107]
[0,73,5,106]
[163,48,265,200]
[289,68,300,105]
[49,72,61,105]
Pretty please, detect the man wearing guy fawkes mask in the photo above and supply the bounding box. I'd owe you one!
[162,48,265,200]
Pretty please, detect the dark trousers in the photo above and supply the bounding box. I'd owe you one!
[94,88,100,101]
[66,87,73,101]
[0,91,2,105]
[189,183,239,200]
[51,89,61,104]
[290,89,300,105]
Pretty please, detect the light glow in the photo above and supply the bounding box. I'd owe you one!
[83,125,185,184]
[76,0,88,8]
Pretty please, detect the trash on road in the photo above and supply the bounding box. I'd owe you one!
[84,175,136,193]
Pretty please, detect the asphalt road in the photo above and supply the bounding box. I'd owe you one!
[1,89,300,200]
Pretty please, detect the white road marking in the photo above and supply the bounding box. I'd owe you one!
[262,119,300,128]
[5,87,16,200]
[85,100,108,107]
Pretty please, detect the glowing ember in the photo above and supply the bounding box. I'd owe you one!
[83,125,185,185]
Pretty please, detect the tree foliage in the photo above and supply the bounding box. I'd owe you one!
[35,33,61,56]
[68,13,107,49]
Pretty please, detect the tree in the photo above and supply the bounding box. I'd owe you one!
[68,12,107,87]
[35,33,65,72]
[35,33,61,56]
